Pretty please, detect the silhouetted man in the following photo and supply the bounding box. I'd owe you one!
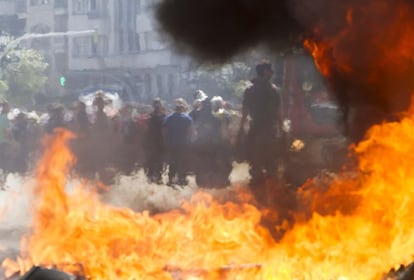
[239,61,283,187]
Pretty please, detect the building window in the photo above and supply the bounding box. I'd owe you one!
[135,33,141,52]
[168,73,175,97]
[115,0,139,54]
[73,35,107,57]
[144,73,151,95]
[31,0,50,5]
[92,35,108,56]
[142,31,166,51]
[54,0,68,9]
[156,74,163,96]
[143,32,150,51]
[54,15,67,32]
[72,37,92,57]
[72,0,88,14]
[90,0,96,10]
[16,0,27,13]
[145,0,161,9]
[136,0,142,14]
[127,31,141,53]
[99,35,109,55]
[119,30,124,53]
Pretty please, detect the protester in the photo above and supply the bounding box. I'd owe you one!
[163,98,193,187]
[144,98,167,184]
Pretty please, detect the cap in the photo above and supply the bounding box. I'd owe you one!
[194,90,208,102]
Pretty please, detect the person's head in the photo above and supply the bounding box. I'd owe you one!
[200,98,212,114]
[153,97,164,113]
[255,61,273,80]
[194,89,208,101]
[74,101,86,113]
[15,112,27,123]
[49,103,65,119]
[93,92,106,111]
[120,104,133,117]
[210,96,224,112]
[175,98,188,112]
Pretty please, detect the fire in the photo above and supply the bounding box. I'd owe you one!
[2,130,279,279]
[304,1,414,113]
[5,2,414,276]
[3,0,414,280]
[1,107,414,279]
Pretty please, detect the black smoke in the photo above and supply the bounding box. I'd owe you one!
[295,0,414,141]
[156,0,414,142]
[155,0,305,62]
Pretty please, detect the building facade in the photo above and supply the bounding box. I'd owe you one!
[7,0,190,102]
[0,0,25,36]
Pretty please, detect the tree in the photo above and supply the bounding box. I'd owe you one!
[0,47,48,105]
[183,61,253,103]
[0,80,8,99]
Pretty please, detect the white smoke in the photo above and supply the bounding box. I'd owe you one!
[102,162,251,212]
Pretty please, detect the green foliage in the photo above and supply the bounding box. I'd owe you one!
[1,48,48,105]
[186,62,252,102]
[233,80,253,100]
[0,80,8,98]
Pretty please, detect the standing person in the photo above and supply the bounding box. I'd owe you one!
[44,103,66,134]
[163,98,193,187]
[191,97,228,188]
[10,112,32,174]
[69,101,93,178]
[144,98,166,184]
[70,101,91,136]
[238,61,283,188]
[115,104,140,175]
[90,92,113,182]
[92,92,110,132]
[0,100,10,146]
[189,89,208,124]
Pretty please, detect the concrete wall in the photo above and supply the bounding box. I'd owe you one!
[0,0,15,15]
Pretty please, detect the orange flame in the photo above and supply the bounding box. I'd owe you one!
[304,39,332,77]
[3,106,414,279]
[304,3,414,85]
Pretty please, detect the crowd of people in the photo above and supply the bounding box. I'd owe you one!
[0,61,288,190]
[0,90,240,188]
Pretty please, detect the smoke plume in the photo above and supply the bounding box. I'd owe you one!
[156,0,414,141]
[155,0,304,62]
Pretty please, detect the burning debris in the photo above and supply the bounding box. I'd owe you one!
[6,265,83,280]
[382,263,414,280]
